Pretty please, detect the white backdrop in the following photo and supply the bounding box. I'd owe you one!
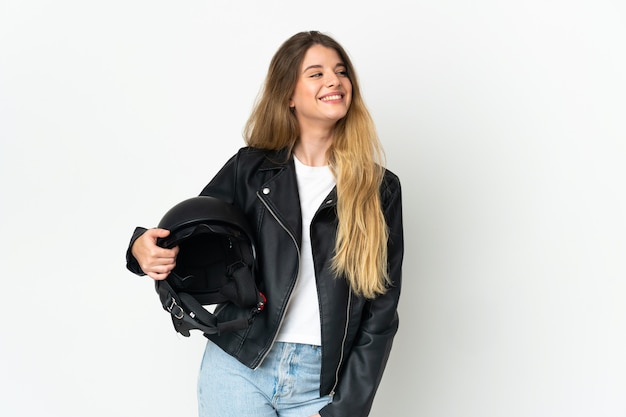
[1,1,625,416]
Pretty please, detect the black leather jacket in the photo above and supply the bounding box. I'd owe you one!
[127,147,403,417]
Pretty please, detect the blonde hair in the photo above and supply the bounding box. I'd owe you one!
[244,31,389,298]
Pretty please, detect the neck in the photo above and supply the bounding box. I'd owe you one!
[293,133,333,167]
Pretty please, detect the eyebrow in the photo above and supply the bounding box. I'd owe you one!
[302,63,346,73]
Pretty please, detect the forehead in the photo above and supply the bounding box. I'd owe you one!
[300,44,344,69]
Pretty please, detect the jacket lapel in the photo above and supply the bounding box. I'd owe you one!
[257,151,303,248]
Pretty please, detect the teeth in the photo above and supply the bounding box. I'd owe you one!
[321,95,342,101]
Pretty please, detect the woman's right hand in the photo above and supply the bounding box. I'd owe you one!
[131,228,179,281]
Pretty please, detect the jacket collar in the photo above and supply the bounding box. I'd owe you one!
[258,148,291,172]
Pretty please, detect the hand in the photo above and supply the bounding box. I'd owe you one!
[309,414,321,417]
[131,228,179,280]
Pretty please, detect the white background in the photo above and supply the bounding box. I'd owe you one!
[1,1,625,416]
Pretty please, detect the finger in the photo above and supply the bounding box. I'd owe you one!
[147,271,170,281]
[145,228,171,239]
[145,246,178,260]
[140,259,176,276]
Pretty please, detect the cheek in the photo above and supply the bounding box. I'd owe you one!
[345,82,353,103]
[293,85,317,104]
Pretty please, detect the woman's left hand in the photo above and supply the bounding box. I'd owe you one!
[309,415,321,417]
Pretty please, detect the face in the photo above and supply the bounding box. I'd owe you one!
[289,44,352,131]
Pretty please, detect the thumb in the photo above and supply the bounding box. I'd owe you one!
[146,227,171,239]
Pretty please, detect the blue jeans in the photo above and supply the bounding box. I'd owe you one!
[198,340,332,417]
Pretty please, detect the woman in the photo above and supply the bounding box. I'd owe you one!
[126,31,403,417]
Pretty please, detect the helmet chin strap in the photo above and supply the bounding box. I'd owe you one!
[156,279,263,337]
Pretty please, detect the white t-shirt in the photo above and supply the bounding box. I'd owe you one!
[275,156,336,346]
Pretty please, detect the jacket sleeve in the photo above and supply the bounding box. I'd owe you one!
[320,174,404,417]
[125,149,245,276]
[125,226,148,275]
[198,150,242,203]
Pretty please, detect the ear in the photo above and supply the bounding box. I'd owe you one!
[289,99,295,109]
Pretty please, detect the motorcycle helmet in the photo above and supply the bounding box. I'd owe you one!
[154,196,265,337]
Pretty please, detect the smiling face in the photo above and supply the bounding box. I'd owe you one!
[289,44,353,133]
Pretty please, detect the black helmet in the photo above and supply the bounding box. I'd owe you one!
[155,196,265,337]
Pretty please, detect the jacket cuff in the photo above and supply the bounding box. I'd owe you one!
[125,226,148,275]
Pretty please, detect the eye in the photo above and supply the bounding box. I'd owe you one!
[337,68,348,77]
[309,72,323,78]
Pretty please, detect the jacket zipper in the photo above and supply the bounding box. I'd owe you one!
[254,191,301,369]
[329,289,352,397]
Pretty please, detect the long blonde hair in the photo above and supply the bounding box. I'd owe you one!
[244,31,389,298]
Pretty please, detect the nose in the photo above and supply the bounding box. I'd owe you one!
[326,72,340,88]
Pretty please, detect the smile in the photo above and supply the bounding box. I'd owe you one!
[320,94,343,102]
